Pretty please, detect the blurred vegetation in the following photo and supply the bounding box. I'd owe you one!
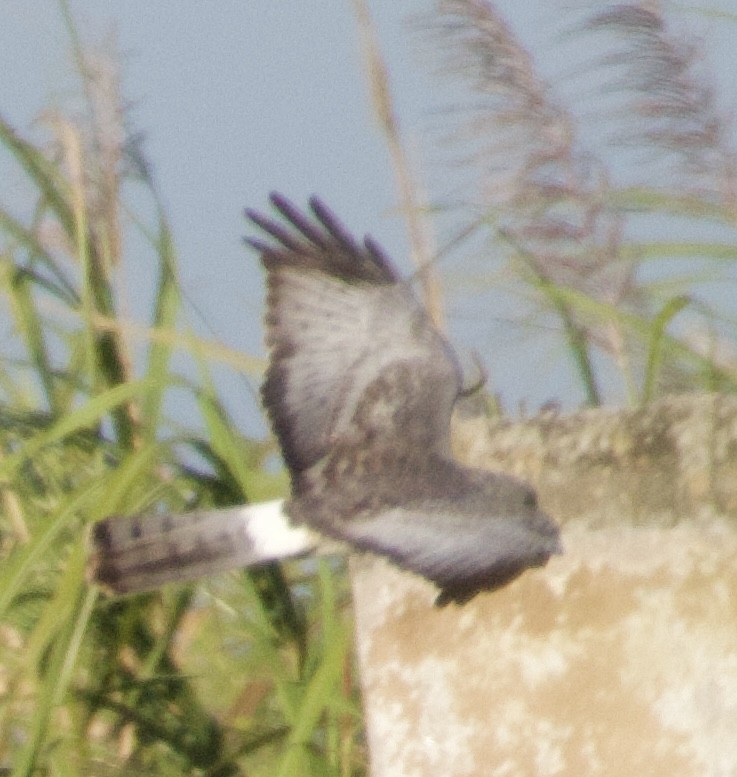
[0,5,360,776]
[421,0,737,406]
[2,1,737,775]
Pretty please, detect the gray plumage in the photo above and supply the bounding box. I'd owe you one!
[244,193,561,605]
[89,194,560,603]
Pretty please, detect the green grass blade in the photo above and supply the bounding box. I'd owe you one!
[608,186,735,222]
[506,235,602,405]
[620,241,737,263]
[642,295,690,403]
[93,440,167,516]
[141,215,181,440]
[196,388,255,500]
[8,269,59,412]
[277,615,350,777]
[0,207,79,305]
[0,478,103,621]
[12,570,96,777]
[0,379,151,483]
[0,114,76,237]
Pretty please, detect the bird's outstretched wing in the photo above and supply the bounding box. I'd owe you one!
[247,194,560,605]
[245,194,462,493]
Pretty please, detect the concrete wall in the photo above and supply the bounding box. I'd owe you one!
[350,394,737,777]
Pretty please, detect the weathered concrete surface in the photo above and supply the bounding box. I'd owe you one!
[351,394,737,777]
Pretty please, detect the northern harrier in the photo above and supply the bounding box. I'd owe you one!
[90,194,561,605]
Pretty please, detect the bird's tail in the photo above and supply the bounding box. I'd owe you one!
[87,499,320,595]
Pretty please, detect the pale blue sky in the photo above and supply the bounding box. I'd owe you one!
[2,1,736,436]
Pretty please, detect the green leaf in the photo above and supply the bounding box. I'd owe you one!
[277,614,350,777]
[642,295,690,403]
[141,215,181,440]
[0,379,152,482]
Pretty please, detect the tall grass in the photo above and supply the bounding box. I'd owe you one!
[0,11,361,777]
[423,0,737,405]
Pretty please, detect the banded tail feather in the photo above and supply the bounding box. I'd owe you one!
[88,500,323,594]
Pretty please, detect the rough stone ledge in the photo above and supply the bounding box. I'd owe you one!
[452,393,737,528]
[354,393,737,777]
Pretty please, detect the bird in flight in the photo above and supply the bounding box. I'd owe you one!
[90,194,561,605]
